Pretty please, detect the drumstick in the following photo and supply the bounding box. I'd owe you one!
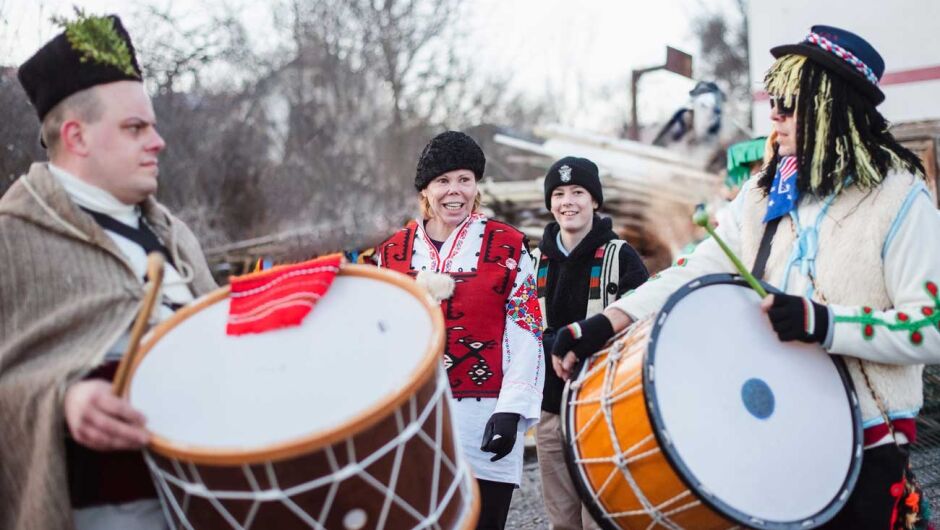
[692,205,769,298]
[112,252,166,396]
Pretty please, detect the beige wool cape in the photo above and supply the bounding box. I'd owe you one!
[0,163,217,530]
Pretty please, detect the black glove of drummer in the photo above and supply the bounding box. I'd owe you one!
[551,313,615,361]
[481,412,521,462]
[766,293,831,344]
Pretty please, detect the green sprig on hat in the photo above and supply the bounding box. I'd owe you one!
[51,7,137,78]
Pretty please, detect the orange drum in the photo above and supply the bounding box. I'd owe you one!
[123,265,479,530]
[563,274,862,530]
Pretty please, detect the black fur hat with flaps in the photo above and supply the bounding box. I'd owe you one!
[414,131,486,191]
[18,11,142,121]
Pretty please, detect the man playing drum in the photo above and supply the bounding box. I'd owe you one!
[533,156,649,530]
[0,13,216,530]
[553,25,940,529]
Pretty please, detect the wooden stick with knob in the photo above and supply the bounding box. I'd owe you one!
[112,252,165,396]
[692,204,769,298]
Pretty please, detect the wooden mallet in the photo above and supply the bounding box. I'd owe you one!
[112,252,165,396]
[692,205,769,298]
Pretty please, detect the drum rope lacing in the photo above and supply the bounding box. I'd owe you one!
[569,323,741,530]
[145,369,473,530]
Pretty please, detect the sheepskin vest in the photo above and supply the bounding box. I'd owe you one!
[740,171,925,425]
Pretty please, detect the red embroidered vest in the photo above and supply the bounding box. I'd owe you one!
[378,219,524,398]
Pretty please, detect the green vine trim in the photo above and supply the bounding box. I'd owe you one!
[834,281,940,345]
[52,8,138,78]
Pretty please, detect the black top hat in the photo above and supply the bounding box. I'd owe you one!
[771,25,885,105]
[18,14,142,121]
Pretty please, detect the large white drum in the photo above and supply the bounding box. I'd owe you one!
[564,274,863,529]
[124,264,479,530]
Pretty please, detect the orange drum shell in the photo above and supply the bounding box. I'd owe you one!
[568,319,733,530]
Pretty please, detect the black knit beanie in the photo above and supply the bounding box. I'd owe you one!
[414,131,486,191]
[544,156,603,210]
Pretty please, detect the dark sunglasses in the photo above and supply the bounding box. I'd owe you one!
[769,96,796,116]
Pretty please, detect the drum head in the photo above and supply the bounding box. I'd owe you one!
[127,265,443,463]
[645,274,862,528]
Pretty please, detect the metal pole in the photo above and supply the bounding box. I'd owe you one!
[627,46,692,142]
[630,70,640,141]
[630,67,661,141]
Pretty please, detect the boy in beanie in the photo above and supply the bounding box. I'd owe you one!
[1,12,215,530]
[553,26,940,528]
[533,156,648,529]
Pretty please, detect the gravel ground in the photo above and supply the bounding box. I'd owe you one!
[910,444,940,524]
[505,445,940,529]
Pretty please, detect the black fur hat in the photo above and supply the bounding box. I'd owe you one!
[414,131,486,191]
[18,13,142,121]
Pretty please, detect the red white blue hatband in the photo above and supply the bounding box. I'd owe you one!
[804,31,879,86]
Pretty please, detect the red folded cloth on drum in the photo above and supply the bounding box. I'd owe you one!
[226,255,342,335]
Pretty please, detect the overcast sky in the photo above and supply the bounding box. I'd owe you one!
[1,0,735,132]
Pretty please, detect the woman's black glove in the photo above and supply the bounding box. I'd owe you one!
[480,412,521,462]
[551,313,615,361]
[764,293,830,344]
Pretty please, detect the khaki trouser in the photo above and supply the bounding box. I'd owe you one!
[537,411,600,530]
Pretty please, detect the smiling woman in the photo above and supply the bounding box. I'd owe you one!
[374,131,545,530]
[420,169,483,237]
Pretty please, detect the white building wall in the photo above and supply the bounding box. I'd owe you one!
[748,0,940,134]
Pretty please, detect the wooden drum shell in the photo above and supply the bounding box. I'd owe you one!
[124,265,480,529]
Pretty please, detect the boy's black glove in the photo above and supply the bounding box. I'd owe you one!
[551,313,615,361]
[542,328,557,357]
[480,412,521,462]
[765,293,830,344]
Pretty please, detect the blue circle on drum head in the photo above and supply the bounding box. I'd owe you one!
[741,378,775,419]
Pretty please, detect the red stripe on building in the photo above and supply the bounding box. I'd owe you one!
[881,65,940,85]
[753,64,940,101]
